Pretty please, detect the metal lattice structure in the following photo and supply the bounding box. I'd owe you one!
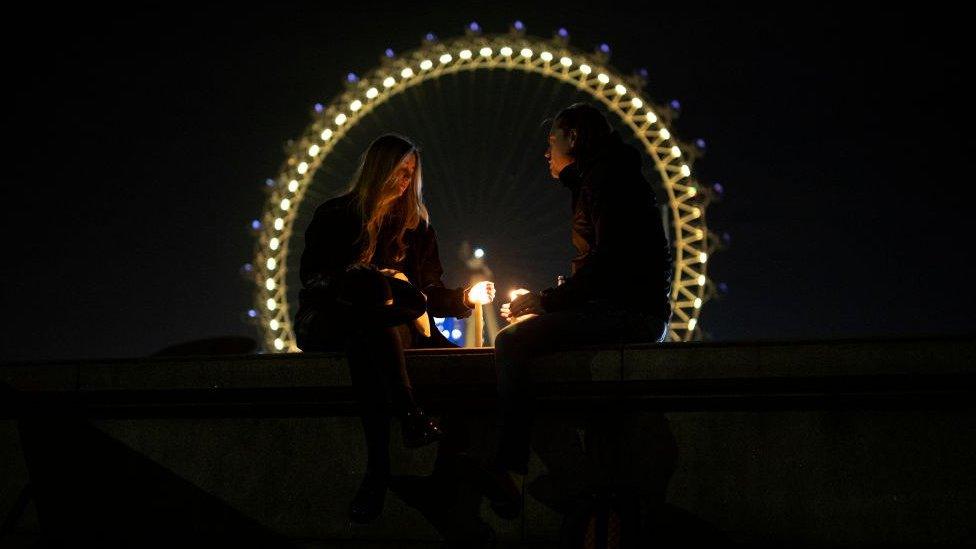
[251,29,717,351]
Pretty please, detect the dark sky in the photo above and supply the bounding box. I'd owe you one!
[3,3,973,362]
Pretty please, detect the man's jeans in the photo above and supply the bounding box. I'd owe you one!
[493,304,669,473]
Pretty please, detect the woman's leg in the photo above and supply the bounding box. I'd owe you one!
[302,268,439,522]
[346,325,416,478]
[345,324,416,523]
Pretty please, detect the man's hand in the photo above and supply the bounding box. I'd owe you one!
[502,289,545,323]
[510,292,545,317]
[500,288,528,323]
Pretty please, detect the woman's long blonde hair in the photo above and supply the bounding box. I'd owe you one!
[348,134,429,264]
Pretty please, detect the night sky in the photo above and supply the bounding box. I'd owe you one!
[3,4,972,362]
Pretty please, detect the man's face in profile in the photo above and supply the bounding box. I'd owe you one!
[545,123,575,178]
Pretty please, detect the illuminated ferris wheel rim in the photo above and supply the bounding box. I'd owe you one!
[253,29,713,352]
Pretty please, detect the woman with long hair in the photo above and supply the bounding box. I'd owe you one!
[294,133,495,523]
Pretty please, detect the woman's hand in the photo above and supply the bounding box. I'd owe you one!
[464,281,496,307]
[378,268,409,282]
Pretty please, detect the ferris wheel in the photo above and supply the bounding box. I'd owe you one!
[249,22,722,352]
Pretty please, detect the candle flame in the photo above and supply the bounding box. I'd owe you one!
[469,281,494,305]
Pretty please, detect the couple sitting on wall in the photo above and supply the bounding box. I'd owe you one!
[293,102,672,523]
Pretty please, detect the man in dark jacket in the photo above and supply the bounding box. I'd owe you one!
[486,103,672,518]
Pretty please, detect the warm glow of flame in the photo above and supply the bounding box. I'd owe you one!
[509,288,530,302]
[468,281,494,305]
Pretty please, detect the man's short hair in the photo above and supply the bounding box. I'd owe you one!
[554,103,612,159]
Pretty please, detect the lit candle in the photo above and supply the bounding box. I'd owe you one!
[467,281,495,348]
[473,302,484,347]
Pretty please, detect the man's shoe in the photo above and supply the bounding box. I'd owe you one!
[401,407,443,448]
[349,472,389,524]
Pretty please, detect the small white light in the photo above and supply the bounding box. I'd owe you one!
[383,76,396,88]
[646,112,658,123]
[451,329,462,339]
[400,67,414,78]
[266,298,277,311]
[520,48,533,58]
[671,146,682,158]
[687,186,697,197]
[480,47,492,57]
[659,128,671,140]
[308,144,320,157]
[266,278,276,290]
[440,53,453,64]
[266,258,277,270]
[334,113,347,125]
[269,237,280,251]
[296,162,308,175]
[280,198,291,211]
[692,207,701,218]
[274,338,284,350]
[350,100,362,112]
[420,59,433,70]
[474,248,485,259]
[320,128,333,140]
[615,84,627,95]
[597,73,610,84]
[270,319,280,331]
[697,275,707,286]
[274,218,284,231]
[366,87,379,99]
[681,164,692,177]
[441,329,450,338]
[560,56,572,67]
[288,179,299,193]
[500,46,513,56]
[459,49,472,60]
[699,252,708,263]
[579,64,592,74]
[631,97,643,109]
[540,51,553,62]
[688,318,698,331]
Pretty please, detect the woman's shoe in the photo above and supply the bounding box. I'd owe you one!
[401,407,443,448]
[485,469,523,520]
[349,472,389,524]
